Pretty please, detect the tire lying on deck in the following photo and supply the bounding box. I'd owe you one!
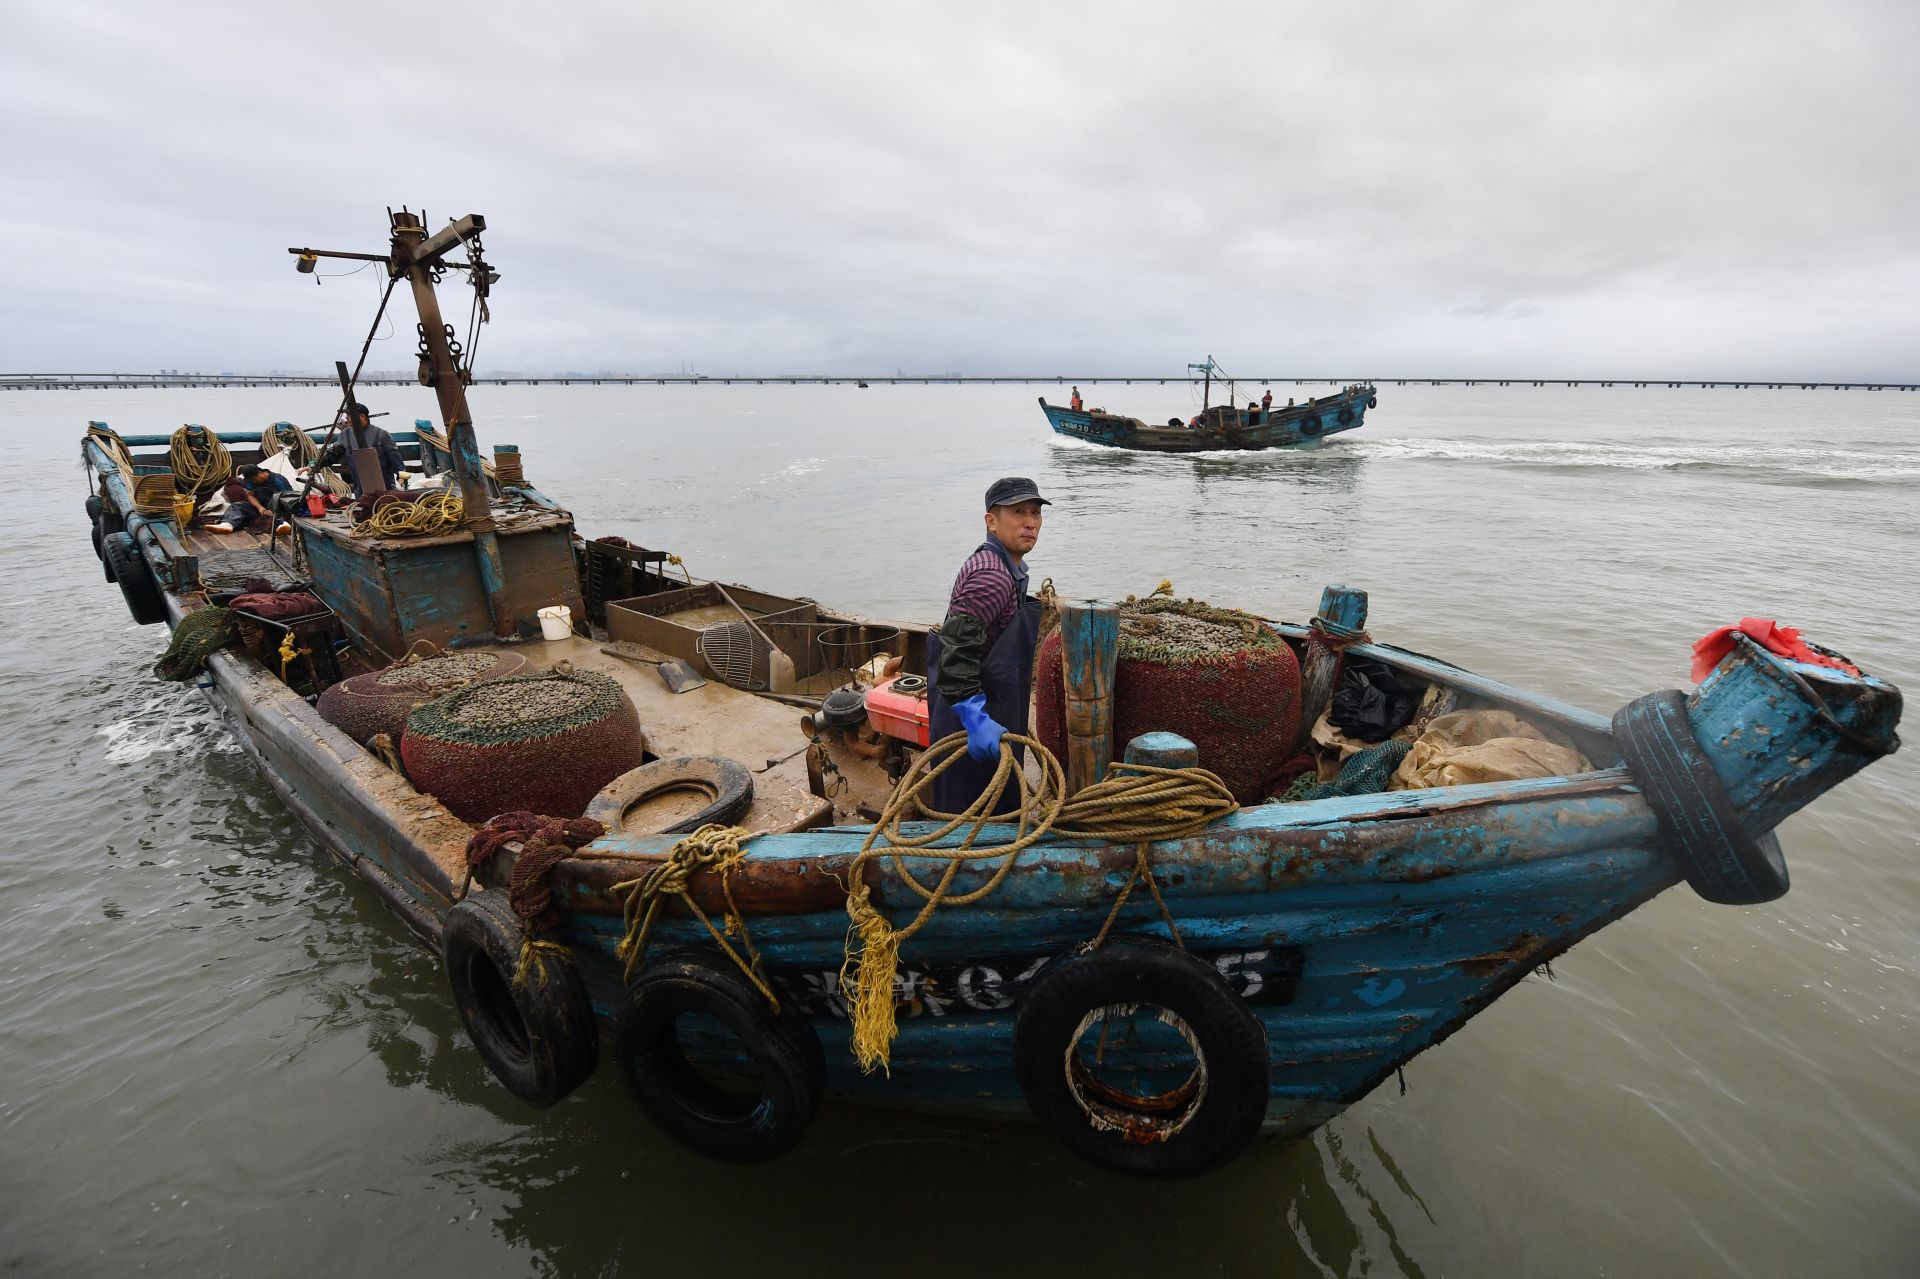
[611,953,824,1163]
[1014,937,1270,1179]
[585,756,755,835]
[441,888,599,1108]
[102,530,166,625]
[1612,689,1791,904]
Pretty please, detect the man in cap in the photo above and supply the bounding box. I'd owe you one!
[318,402,406,497]
[924,477,1051,814]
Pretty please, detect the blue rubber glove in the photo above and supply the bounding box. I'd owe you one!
[952,694,1008,762]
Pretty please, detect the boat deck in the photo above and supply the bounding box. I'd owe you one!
[477,633,894,837]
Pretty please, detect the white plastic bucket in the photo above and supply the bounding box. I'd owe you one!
[537,605,573,642]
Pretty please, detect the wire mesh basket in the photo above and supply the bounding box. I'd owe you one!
[817,623,901,673]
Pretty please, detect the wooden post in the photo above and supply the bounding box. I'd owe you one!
[1295,584,1369,753]
[1059,600,1119,795]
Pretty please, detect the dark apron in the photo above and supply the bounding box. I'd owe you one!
[926,595,1041,816]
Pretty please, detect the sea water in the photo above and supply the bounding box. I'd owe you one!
[1,383,1915,1277]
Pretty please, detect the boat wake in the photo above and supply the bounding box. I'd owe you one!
[98,691,238,765]
[1353,437,1920,484]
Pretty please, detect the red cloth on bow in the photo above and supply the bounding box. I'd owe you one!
[1690,618,1861,684]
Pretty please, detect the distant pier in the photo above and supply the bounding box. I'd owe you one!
[3,373,1914,391]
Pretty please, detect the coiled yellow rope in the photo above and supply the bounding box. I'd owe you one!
[841,734,1237,1073]
[262,423,348,496]
[349,490,464,538]
[169,424,231,497]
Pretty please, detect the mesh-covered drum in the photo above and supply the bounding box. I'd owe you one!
[317,650,531,745]
[1034,599,1302,804]
[401,669,645,823]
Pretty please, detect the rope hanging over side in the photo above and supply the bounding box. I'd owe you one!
[608,824,779,1009]
[840,734,1236,1074]
[84,422,137,484]
[462,811,606,988]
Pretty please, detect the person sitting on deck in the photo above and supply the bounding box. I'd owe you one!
[318,402,405,497]
[209,466,291,535]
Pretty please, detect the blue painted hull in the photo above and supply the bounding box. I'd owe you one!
[81,424,1903,1147]
[1042,386,1376,452]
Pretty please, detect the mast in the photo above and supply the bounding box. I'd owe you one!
[289,210,514,638]
[388,210,511,637]
[1188,356,1219,412]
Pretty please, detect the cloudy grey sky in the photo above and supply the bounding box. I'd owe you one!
[3,0,1915,378]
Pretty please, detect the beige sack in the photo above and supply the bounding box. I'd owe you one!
[1390,709,1590,790]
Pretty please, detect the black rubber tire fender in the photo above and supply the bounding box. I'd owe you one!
[96,507,125,578]
[611,954,824,1163]
[1014,937,1270,1179]
[441,889,600,1108]
[1299,414,1323,438]
[1366,395,1378,410]
[1337,405,1355,425]
[85,494,105,524]
[585,755,755,835]
[102,530,166,625]
[1612,689,1790,904]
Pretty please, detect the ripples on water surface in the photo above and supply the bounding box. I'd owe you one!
[1,384,1915,1277]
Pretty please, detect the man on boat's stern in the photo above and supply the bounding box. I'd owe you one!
[925,478,1049,815]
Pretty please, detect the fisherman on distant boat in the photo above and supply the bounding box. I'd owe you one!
[925,477,1049,814]
[319,402,405,497]
[1261,388,1272,420]
[1070,386,1083,412]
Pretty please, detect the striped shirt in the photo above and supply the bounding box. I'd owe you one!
[947,538,1028,648]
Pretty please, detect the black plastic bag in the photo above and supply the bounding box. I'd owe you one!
[1328,658,1418,742]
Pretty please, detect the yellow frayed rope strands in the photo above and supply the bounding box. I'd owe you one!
[350,490,464,538]
[609,824,781,1010]
[840,733,1237,1074]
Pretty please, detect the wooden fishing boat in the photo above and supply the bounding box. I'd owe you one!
[78,211,1901,1179]
[1041,359,1376,452]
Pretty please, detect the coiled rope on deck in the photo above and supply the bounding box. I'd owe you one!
[262,422,348,496]
[841,733,1237,1074]
[350,490,463,538]
[168,425,232,497]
